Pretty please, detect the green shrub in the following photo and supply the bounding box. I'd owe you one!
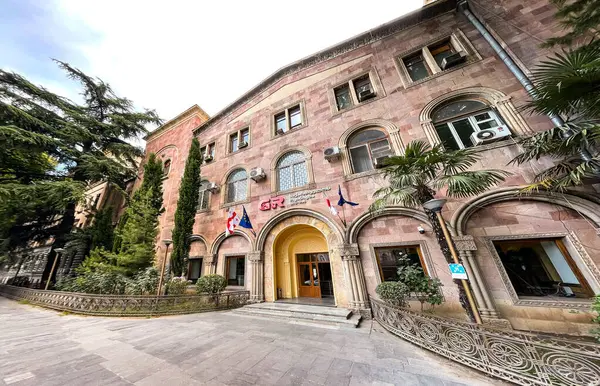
[376,281,410,307]
[125,267,159,295]
[196,274,227,295]
[165,277,191,295]
[593,295,600,342]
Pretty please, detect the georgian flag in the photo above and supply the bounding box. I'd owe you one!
[322,193,338,216]
[226,208,240,236]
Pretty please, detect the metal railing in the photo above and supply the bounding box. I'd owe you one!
[0,285,249,317]
[370,297,600,386]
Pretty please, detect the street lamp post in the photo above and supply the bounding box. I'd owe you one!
[423,198,482,324]
[157,239,172,296]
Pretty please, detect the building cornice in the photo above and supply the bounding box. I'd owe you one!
[145,104,210,141]
[192,0,456,136]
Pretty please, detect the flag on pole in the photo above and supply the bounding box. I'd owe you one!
[337,185,359,207]
[226,208,240,236]
[325,196,338,216]
[238,206,256,236]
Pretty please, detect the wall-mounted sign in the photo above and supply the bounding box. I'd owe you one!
[259,196,285,211]
[289,187,331,206]
[449,263,468,280]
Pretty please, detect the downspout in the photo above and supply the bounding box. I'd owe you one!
[457,0,593,162]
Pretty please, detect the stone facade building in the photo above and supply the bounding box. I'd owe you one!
[144,0,600,335]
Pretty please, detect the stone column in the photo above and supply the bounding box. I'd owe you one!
[203,254,217,275]
[248,251,264,303]
[337,244,369,311]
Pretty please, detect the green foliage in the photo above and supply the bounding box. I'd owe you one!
[376,281,410,307]
[165,277,191,295]
[125,267,159,295]
[89,206,115,251]
[115,188,160,275]
[56,265,159,295]
[196,274,227,295]
[371,140,509,210]
[544,0,600,47]
[593,295,600,342]
[0,61,161,253]
[170,138,202,276]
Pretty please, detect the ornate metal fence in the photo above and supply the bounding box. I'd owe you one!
[371,297,600,386]
[0,285,249,317]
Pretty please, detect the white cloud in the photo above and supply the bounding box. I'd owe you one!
[57,0,422,127]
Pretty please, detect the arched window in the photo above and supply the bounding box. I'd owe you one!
[432,99,506,150]
[162,159,171,177]
[226,169,248,203]
[276,151,308,191]
[348,128,392,173]
[197,180,210,211]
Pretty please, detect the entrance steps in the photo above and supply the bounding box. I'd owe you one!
[231,302,362,329]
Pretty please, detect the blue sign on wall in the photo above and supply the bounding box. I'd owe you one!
[449,263,468,280]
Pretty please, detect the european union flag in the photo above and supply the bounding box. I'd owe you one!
[238,206,255,236]
[337,185,358,207]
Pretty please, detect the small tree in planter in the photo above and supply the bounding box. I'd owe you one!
[376,281,410,307]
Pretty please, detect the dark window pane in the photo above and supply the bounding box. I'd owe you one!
[430,41,455,69]
[300,264,312,286]
[297,254,311,263]
[350,145,373,173]
[289,106,302,128]
[432,100,487,122]
[241,129,249,144]
[226,257,245,286]
[348,129,386,147]
[376,246,423,281]
[353,75,374,101]
[335,85,352,110]
[477,120,500,130]
[404,53,430,81]
[452,118,477,148]
[435,123,460,150]
[189,259,202,282]
[230,134,238,152]
[275,113,287,133]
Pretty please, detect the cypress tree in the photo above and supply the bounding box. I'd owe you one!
[170,138,202,277]
[89,206,115,251]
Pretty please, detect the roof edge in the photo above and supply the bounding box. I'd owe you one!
[145,104,210,141]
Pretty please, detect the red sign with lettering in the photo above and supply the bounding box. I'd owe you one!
[260,196,285,211]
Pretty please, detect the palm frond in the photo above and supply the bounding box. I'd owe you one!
[435,170,510,198]
[370,186,420,212]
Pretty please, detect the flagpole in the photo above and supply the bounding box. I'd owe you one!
[322,192,346,228]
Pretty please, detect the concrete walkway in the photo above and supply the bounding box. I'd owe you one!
[0,298,504,385]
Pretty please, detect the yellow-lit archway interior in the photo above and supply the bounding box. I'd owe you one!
[272,224,331,300]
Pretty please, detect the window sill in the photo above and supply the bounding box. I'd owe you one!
[514,296,593,310]
[226,145,252,158]
[400,58,479,90]
[464,137,518,153]
[196,208,211,214]
[331,94,384,117]
[270,124,307,140]
[273,182,316,196]
[344,169,383,182]
[221,199,251,209]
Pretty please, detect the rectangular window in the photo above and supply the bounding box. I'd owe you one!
[274,104,303,136]
[226,256,245,286]
[375,246,427,281]
[435,110,505,150]
[400,36,468,83]
[353,75,374,102]
[334,84,352,110]
[200,142,216,162]
[188,258,202,283]
[228,128,250,153]
[494,239,593,298]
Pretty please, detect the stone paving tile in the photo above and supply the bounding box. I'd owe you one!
[0,298,505,386]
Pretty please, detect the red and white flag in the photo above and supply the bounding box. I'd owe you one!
[325,196,338,216]
[226,208,240,235]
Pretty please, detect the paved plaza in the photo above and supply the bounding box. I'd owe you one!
[0,298,503,385]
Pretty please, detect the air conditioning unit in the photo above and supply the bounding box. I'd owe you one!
[249,167,266,182]
[324,146,341,162]
[358,89,375,102]
[206,182,220,193]
[470,126,511,145]
[440,51,467,70]
[373,155,391,169]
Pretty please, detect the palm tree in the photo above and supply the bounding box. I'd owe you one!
[371,140,509,320]
[511,42,600,191]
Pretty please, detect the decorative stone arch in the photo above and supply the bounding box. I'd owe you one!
[451,187,600,236]
[256,208,345,251]
[220,165,251,207]
[155,144,179,158]
[269,146,315,193]
[210,229,254,255]
[420,86,534,147]
[189,234,208,256]
[338,119,405,176]
[346,207,432,244]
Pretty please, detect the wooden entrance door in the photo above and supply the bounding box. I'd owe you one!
[297,253,330,298]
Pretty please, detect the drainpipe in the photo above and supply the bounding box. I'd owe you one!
[457,0,593,162]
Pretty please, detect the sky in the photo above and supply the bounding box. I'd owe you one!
[1,0,423,143]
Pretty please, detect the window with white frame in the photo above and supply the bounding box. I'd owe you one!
[333,73,377,112]
[347,128,393,173]
[276,151,308,191]
[432,99,508,150]
[274,104,303,136]
[401,36,468,83]
[197,180,210,211]
[229,128,250,153]
[226,169,248,203]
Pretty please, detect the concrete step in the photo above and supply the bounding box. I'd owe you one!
[231,302,362,329]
